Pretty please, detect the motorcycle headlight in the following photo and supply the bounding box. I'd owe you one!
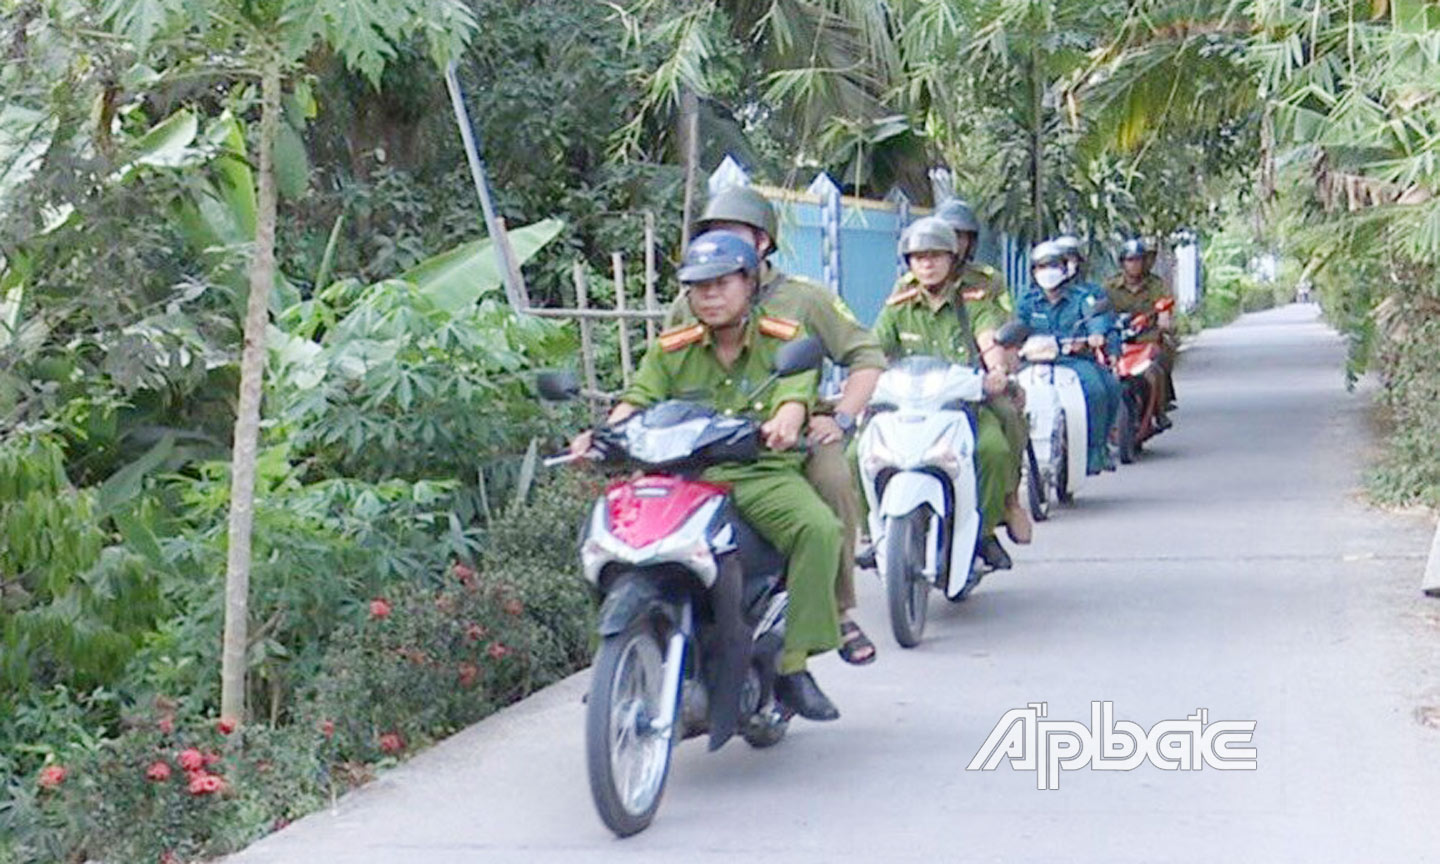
[922,436,963,477]
[861,427,898,477]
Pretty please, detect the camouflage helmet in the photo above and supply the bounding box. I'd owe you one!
[696,186,779,243]
[1120,237,1149,260]
[899,216,960,257]
[935,198,981,234]
[1030,240,1066,267]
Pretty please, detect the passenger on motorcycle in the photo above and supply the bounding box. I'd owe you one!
[868,216,1019,571]
[933,199,1031,545]
[569,231,844,721]
[666,185,884,666]
[1104,238,1177,421]
[1013,241,1123,476]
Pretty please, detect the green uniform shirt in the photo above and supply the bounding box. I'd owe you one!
[622,313,819,430]
[1103,273,1168,342]
[667,264,886,371]
[873,275,1008,365]
[897,261,1013,314]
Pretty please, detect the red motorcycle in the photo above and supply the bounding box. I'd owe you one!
[539,338,823,838]
[1114,297,1175,463]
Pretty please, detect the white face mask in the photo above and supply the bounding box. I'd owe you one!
[1035,265,1066,290]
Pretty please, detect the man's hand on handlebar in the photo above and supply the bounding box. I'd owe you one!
[1087,333,1106,350]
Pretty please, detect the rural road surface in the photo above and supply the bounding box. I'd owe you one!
[230,304,1440,863]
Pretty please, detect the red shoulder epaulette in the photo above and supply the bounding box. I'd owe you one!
[886,287,920,307]
[658,323,705,352]
[758,315,800,341]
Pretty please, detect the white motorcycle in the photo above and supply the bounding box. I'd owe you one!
[1014,335,1090,517]
[857,356,989,648]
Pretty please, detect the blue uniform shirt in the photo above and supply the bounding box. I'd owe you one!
[1014,282,1112,341]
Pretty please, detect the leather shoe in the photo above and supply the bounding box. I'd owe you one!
[854,543,877,570]
[978,535,1012,570]
[775,671,840,721]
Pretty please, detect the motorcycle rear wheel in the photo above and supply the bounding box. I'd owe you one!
[1055,416,1074,504]
[1116,396,1138,465]
[586,620,673,837]
[884,510,931,648]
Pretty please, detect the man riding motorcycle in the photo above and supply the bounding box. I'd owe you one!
[933,198,1030,544]
[666,186,885,666]
[573,230,844,721]
[1104,238,1177,420]
[1013,241,1122,476]
[867,216,1018,570]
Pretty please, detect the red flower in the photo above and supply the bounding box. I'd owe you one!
[187,772,225,796]
[502,597,524,616]
[487,641,511,661]
[157,715,175,734]
[203,751,222,767]
[146,761,173,782]
[369,598,392,620]
[160,851,180,864]
[457,662,480,688]
[37,765,67,789]
[177,748,204,772]
[452,562,477,585]
[378,732,404,754]
[464,622,487,643]
[216,717,237,735]
[320,719,335,739]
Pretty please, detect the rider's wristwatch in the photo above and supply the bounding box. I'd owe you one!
[833,411,857,437]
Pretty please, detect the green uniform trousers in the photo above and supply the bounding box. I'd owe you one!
[805,440,860,613]
[703,456,842,672]
[989,393,1027,494]
[855,404,1013,538]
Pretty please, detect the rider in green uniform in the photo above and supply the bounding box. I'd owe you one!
[569,231,843,721]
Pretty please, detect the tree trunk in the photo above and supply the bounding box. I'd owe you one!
[220,58,282,724]
[1030,46,1044,243]
[679,87,700,250]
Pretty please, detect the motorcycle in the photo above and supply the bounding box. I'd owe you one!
[1014,296,1114,514]
[1114,297,1176,463]
[539,338,823,838]
[856,356,990,648]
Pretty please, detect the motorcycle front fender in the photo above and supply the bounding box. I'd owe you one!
[878,471,947,519]
[596,574,674,637]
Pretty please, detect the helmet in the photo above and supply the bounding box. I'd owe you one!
[1030,240,1065,267]
[899,217,960,257]
[1120,238,1149,259]
[696,186,779,242]
[1054,235,1084,260]
[935,199,981,234]
[677,230,760,284]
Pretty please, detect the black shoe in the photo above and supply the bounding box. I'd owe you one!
[1156,413,1173,432]
[854,543,876,570]
[978,535,1012,571]
[774,671,840,722]
[1166,401,1178,412]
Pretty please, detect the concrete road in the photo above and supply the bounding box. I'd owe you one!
[230,305,1440,864]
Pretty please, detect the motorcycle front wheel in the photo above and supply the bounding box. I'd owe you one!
[884,510,931,648]
[586,620,674,837]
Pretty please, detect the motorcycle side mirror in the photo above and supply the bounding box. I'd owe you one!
[772,336,825,376]
[536,371,580,402]
[993,320,1032,348]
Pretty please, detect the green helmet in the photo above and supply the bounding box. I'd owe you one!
[936,199,981,234]
[899,217,960,257]
[696,186,779,242]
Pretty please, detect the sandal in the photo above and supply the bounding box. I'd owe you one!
[838,618,876,666]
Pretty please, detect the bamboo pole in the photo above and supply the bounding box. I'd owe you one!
[574,262,599,421]
[613,252,633,386]
[644,211,659,342]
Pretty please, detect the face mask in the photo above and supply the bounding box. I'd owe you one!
[1035,266,1066,290]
